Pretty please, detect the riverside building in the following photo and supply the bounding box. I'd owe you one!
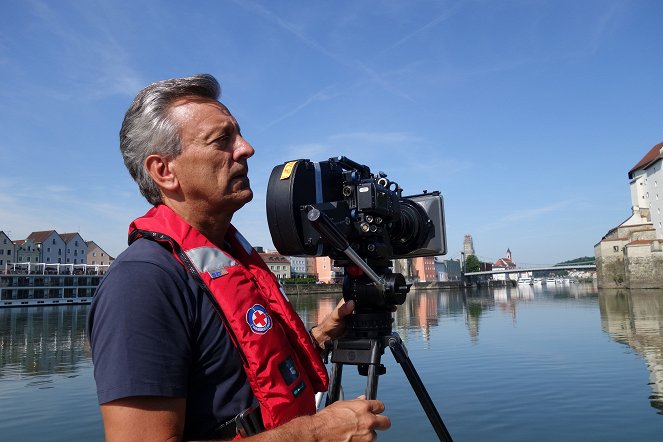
[595,142,663,288]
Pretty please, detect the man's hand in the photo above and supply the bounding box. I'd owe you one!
[309,397,391,441]
[247,396,391,442]
[310,299,355,348]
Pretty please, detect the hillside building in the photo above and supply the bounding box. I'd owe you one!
[595,142,663,288]
[463,234,475,257]
[289,256,316,278]
[492,249,517,282]
[26,231,65,264]
[61,233,88,265]
[315,256,344,283]
[435,257,462,281]
[14,239,39,263]
[0,231,15,269]
[86,241,114,266]
[259,252,291,280]
[412,256,436,282]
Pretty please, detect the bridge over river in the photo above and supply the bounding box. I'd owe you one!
[464,264,596,277]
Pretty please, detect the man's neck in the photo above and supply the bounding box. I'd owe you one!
[163,201,231,249]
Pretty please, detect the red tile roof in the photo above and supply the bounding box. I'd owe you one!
[493,257,516,268]
[627,239,658,246]
[26,230,59,244]
[629,141,663,179]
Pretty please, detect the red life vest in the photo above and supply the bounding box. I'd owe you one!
[128,204,329,430]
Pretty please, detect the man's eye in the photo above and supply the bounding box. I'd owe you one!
[213,135,230,146]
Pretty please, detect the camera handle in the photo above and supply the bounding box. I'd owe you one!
[306,207,385,292]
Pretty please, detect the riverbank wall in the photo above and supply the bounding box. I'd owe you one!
[595,221,663,289]
[282,280,468,295]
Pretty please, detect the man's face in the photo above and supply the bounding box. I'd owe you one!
[168,97,255,216]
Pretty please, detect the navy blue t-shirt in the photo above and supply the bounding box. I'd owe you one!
[87,238,254,439]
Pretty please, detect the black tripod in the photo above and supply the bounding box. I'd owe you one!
[307,207,453,440]
[324,309,453,442]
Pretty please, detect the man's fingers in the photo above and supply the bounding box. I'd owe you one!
[366,399,385,414]
[373,414,392,430]
[337,299,355,318]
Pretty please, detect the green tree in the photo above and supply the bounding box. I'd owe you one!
[465,254,480,273]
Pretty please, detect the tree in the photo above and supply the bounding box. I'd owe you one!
[465,254,481,273]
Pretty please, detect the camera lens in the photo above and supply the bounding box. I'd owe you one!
[389,199,432,255]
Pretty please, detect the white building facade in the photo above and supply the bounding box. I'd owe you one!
[0,231,15,268]
[61,233,88,265]
[289,256,308,277]
[27,231,66,264]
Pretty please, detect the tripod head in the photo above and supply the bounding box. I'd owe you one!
[338,262,409,338]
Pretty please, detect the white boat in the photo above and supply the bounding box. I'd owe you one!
[546,278,556,285]
[0,262,108,307]
[517,277,532,285]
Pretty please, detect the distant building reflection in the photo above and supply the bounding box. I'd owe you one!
[599,289,663,414]
[0,305,90,378]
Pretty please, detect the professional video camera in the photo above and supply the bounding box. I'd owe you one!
[266,156,453,440]
[267,156,446,261]
[266,156,446,309]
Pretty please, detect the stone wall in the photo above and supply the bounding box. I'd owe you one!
[625,243,663,289]
[595,254,627,289]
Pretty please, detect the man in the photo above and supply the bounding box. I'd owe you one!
[87,74,391,441]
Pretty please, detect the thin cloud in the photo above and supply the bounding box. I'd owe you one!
[233,0,422,122]
[330,131,423,145]
[262,85,339,131]
[589,1,626,54]
[377,2,465,56]
[502,201,574,223]
[25,0,143,100]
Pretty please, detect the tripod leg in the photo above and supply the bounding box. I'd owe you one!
[366,363,380,400]
[387,334,453,442]
[326,362,343,406]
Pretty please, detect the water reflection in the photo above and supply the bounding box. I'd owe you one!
[599,289,663,414]
[0,305,90,379]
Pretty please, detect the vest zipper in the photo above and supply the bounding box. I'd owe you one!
[132,229,249,366]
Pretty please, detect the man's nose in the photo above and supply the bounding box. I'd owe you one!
[234,136,255,159]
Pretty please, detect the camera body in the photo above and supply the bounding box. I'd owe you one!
[266,156,447,263]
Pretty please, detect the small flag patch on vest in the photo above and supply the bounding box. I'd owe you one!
[208,268,227,279]
[246,304,272,334]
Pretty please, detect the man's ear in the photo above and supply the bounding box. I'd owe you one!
[145,154,179,193]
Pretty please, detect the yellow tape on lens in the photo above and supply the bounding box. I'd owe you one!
[280,161,297,180]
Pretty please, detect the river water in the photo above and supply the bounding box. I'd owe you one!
[1,284,662,441]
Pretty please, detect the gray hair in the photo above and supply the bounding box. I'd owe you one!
[119,74,221,205]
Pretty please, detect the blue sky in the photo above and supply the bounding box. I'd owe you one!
[1,0,661,266]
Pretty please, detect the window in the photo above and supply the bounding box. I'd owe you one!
[0,250,3,255]
[58,249,61,255]
[47,247,50,253]
[53,238,56,245]
[613,246,619,252]
[75,240,79,246]
[93,252,96,257]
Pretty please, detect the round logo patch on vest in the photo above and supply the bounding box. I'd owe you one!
[246,304,272,334]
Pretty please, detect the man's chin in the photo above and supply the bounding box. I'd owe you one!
[234,188,254,206]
